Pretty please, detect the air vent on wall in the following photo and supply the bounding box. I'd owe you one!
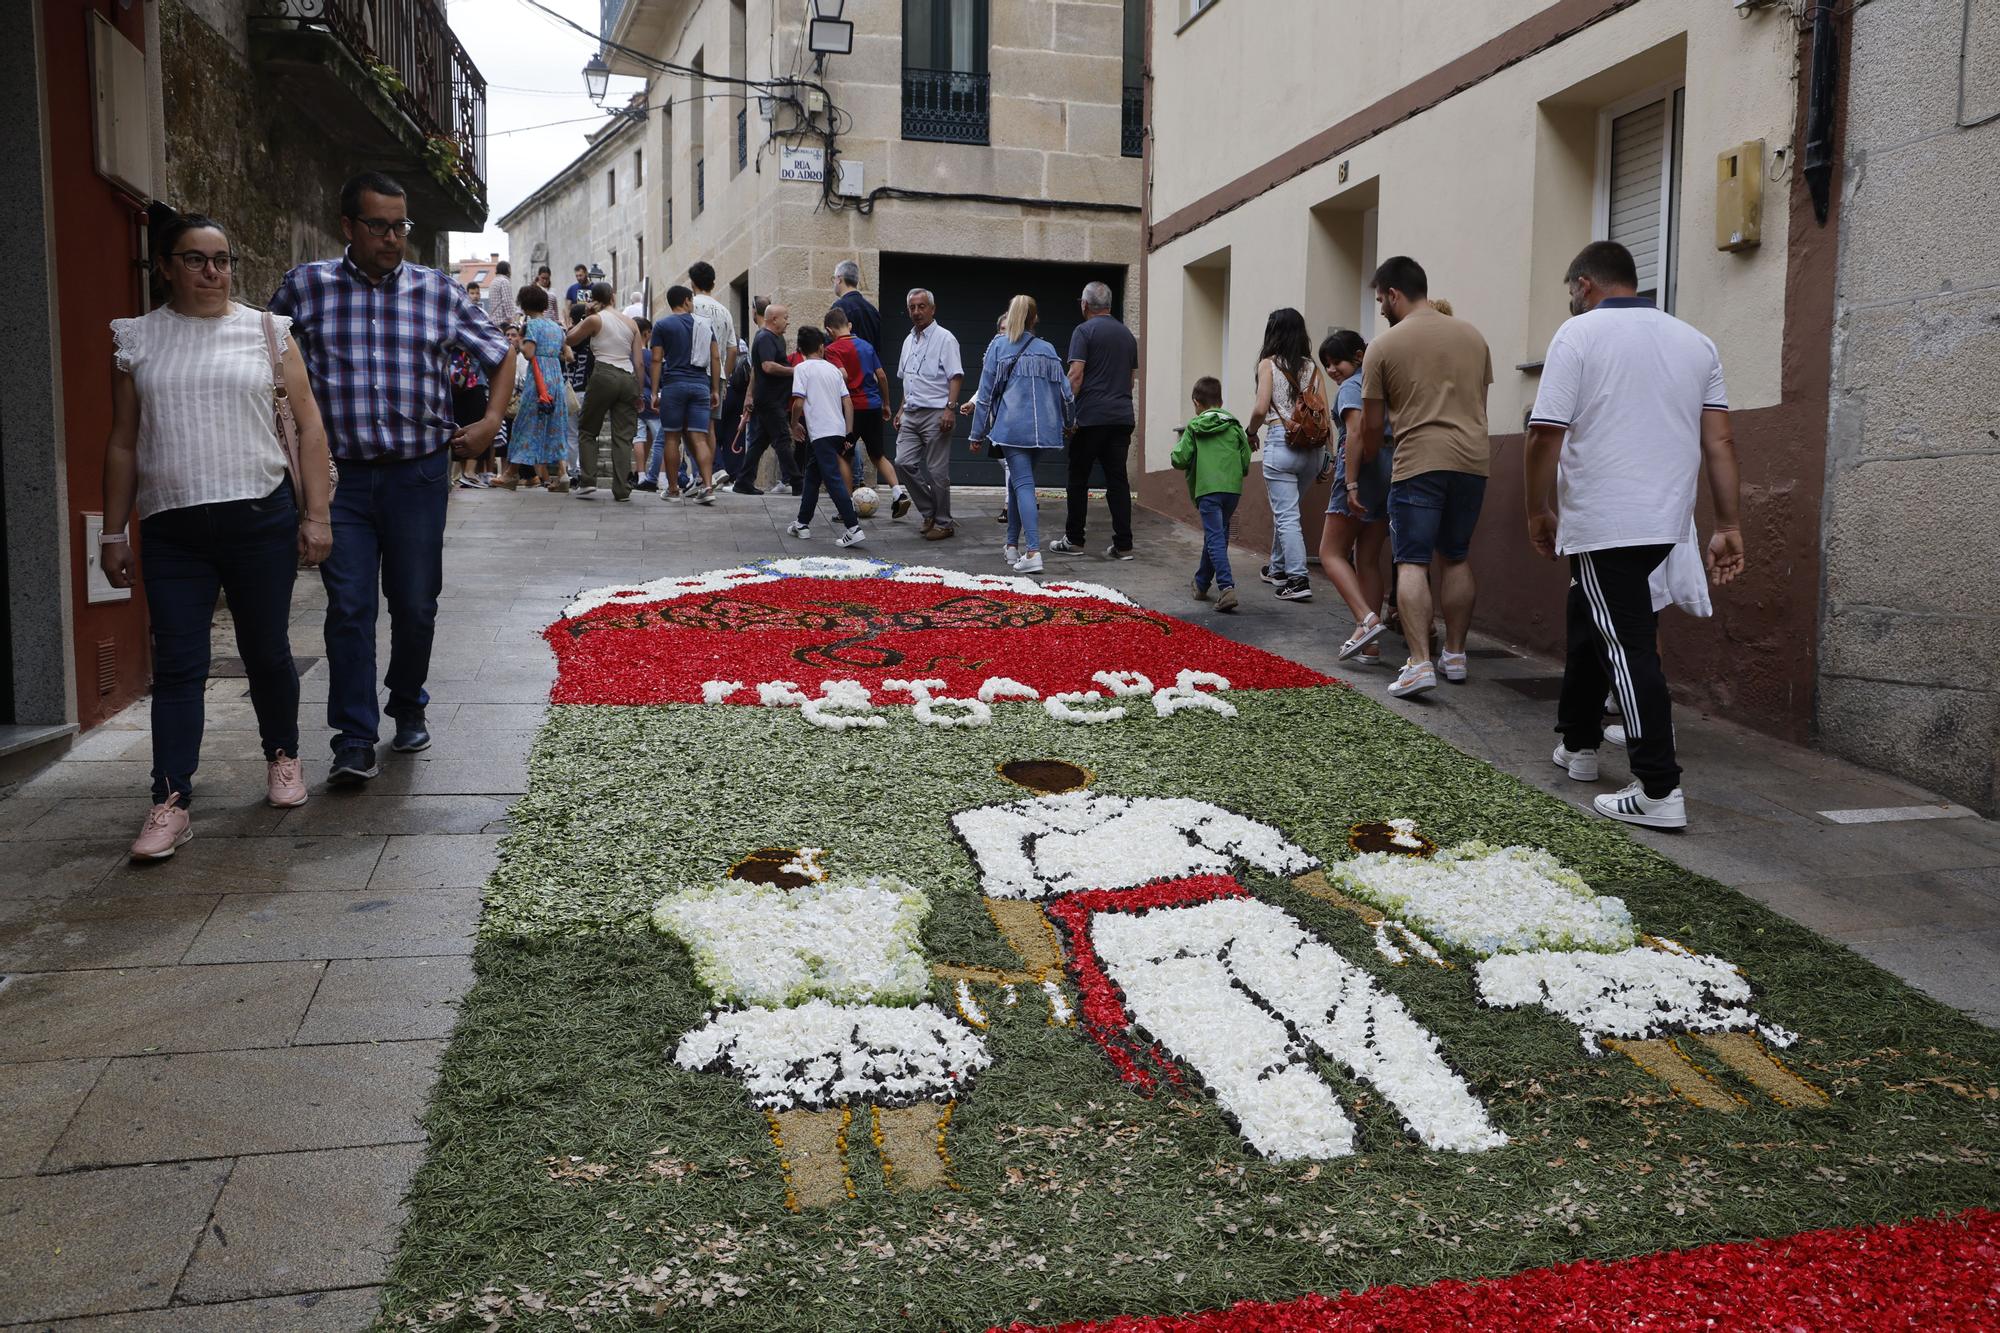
[95,639,117,697]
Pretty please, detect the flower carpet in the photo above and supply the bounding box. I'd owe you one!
[380,558,2000,1330]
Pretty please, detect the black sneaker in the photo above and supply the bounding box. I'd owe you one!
[1105,545,1136,561]
[329,743,379,784]
[1276,575,1314,602]
[1259,564,1284,586]
[732,482,764,496]
[891,493,911,519]
[1047,537,1086,556]
[634,478,658,492]
[391,713,432,753]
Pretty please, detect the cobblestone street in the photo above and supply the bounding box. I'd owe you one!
[2,485,1995,1326]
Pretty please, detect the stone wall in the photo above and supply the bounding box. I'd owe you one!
[161,0,450,301]
[501,120,649,304]
[1820,0,2000,813]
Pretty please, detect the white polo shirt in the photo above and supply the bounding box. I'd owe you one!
[791,357,851,441]
[898,322,964,408]
[1529,297,1728,555]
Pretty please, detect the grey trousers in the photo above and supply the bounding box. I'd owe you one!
[894,406,955,528]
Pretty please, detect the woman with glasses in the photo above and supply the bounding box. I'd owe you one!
[100,206,334,859]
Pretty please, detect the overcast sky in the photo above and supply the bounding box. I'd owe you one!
[443,0,647,264]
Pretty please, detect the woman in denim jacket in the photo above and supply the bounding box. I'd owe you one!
[969,295,1076,574]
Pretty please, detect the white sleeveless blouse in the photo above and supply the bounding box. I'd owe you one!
[111,304,291,519]
[588,308,637,373]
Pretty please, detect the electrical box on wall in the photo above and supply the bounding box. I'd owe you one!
[1715,139,1764,251]
[88,12,153,200]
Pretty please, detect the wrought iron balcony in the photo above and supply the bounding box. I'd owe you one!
[695,158,706,215]
[737,108,748,171]
[902,67,990,146]
[1122,84,1143,158]
[253,0,488,224]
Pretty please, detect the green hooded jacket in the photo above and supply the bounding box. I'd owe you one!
[1169,407,1252,499]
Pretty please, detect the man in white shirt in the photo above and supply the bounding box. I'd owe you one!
[787,324,865,548]
[1524,241,1745,831]
[892,288,964,540]
[485,261,517,330]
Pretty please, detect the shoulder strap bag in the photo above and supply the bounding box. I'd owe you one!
[262,311,338,497]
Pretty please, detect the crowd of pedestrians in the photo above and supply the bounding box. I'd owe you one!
[96,161,1742,855]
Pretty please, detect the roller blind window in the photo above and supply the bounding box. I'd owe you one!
[1604,90,1683,310]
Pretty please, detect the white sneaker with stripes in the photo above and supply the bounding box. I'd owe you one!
[1592,782,1687,829]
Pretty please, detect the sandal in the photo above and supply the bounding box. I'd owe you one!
[1338,614,1387,661]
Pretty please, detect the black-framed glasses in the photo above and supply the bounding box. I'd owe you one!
[167,250,235,273]
[351,216,417,238]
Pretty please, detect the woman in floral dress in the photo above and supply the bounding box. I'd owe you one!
[496,283,570,491]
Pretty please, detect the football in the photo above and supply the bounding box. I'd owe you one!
[851,486,880,519]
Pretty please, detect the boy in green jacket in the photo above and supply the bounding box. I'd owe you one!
[1170,376,1252,613]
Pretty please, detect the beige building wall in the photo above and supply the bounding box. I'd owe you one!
[1143,0,1801,473]
[499,117,650,303]
[608,0,1142,339]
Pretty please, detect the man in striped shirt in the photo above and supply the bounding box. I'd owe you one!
[270,171,516,784]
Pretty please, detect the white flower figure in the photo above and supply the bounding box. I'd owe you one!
[1330,841,1826,1112]
[942,763,1505,1161]
[655,869,990,1209]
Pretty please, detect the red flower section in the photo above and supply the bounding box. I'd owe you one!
[993,1208,2000,1332]
[546,578,1333,705]
[1044,877,1250,1097]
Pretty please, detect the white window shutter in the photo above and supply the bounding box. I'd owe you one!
[1608,100,1668,300]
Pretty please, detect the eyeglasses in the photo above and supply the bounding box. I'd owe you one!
[167,250,235,273]
[350,216,417,238]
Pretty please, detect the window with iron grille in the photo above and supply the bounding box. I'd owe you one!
[903,0,989,145]
[695,157,706,216]
[1121,0,1143,157]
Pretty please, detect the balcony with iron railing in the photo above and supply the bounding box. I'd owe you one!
[902,67,990,145]
[252,0,488,229]
[695,158,706,216]
[1122,85,1143,158]
[737,108,748,172]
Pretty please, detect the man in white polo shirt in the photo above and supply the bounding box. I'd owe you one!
[1523,241,1745,831]
[893,288,965,540]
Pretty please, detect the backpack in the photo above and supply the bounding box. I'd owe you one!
[1281,361,1331,449]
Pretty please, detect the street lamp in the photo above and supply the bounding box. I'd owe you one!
[807,0,852,71]
[582,52,611,102]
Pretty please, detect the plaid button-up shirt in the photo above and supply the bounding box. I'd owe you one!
[269,252,510,462]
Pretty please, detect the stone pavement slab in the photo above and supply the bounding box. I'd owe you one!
[0,840,123,902]
[48,1040,443,1169]
[0,893,221,971]
[90,836,387,898]
[180,888,480,964]
[0,962,322,1061]
[38,1288,384,1331]
[293,956,476,1044]
[273,793,512,837]
[0,1057,104,1176]
[367,833,503,890]
[177,1143,425,1304]
[0,1161,231,1324]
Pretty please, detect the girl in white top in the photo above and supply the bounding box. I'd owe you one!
[101,207,333,860]
[1244,307,1332,602]
[564,280,646,499]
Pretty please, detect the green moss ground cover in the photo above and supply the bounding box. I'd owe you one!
[379,688,2000,1330]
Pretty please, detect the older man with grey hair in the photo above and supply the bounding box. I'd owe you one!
[1052,280,1140,559]
[832,259,881,351]
[893,288,964,539]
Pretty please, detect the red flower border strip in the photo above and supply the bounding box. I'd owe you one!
[1043,876,1249,1098]
[993,1208,2000,1332]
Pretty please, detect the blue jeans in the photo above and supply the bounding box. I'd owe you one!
[1261,426,1321,577]
[1195,492,1239,590]
[797,436,861,529]
[1001,446,1041,550]
[139,482,301,804]
[322,451,451,750]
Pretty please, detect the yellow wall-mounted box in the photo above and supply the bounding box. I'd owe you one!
[1716,140,1764,251]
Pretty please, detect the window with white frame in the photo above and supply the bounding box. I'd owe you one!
[1597,85,1685,310]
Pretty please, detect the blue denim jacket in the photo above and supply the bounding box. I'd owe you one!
[969,333,1075,450]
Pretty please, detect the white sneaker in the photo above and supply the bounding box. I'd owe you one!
[1012,552,1044,573]
[1604,724,1628,748]
[1594,783,1688,829]
[572,483,598,496]
[1003,544,1020,565]
[1553,744,1600,781]
[1439,651,1469,683]
[768,483,792,496]
[712,469,732,488]
[836,525,867,548]
[1388,660,1437,698]
[787,521,812,539]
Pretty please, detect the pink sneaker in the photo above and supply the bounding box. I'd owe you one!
[130,795,192,860]
[267,752,308,808]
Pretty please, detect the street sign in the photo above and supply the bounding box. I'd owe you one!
[779,146,825,183]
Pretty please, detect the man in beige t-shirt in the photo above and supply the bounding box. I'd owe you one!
[1357,256,1493,700]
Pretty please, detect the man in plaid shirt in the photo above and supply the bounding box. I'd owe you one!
[270,171,516,784]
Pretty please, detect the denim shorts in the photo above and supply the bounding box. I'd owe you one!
[1326,441,1393,522]
[1388,469,1488,564]
[657,379,712,432]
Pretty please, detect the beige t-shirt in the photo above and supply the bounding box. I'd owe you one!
[1361,306,1494,482]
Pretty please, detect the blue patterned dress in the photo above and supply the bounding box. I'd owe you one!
[507,317,571,466]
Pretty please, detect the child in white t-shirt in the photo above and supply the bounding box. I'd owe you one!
[787,326,864,547]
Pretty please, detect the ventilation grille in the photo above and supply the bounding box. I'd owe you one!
[95,639,118,697]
